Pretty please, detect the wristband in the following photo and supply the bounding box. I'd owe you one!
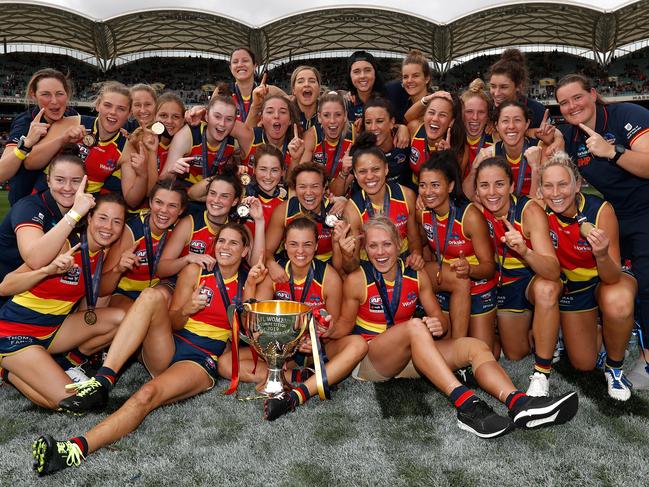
[68,210,82,222]
[63,214,76,227]
[13,147,27,161]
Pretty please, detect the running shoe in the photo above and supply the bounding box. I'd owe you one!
[605,368,632,401]
[264,392,297,421]
[456,397,515,439]
[526,372,550,397]
[65,365,90,384]
[58,378,108,414]
[509,391,578,429]
[32,435,83,476]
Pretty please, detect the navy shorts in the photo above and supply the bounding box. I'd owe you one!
[436,286,497,317]
[170,335,222,384]
[497,274,534,313]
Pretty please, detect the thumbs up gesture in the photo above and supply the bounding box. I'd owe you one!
[450,250,470,279]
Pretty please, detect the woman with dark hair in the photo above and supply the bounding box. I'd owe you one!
[0,68,78,205]
[464,100,544,200]
[473,156,562,397]
[417,151,497,341]
[340,132,423,274]
[101,178,188,310]
[555,73,649,389]
[32,222,261,475]
[345,50,387,123]
[0,193,127,412]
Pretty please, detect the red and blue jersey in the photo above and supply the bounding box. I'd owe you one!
[482,195,534,284]
[180,122,236,187]
[180,209,226,258]
[464,134,494,178]
[273,257,327,310]
[78,115,127,194]
[0,242,103,339]
[243,127,291,174]
[409,123,433,179]
[421,200,496,294]
[547,193,606,293]
[284,197,334,262]
[493,138,540,197]
[311,124,355,180]
[354,260,420,341]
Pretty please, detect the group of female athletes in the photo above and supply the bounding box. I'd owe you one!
[1,45,648,475]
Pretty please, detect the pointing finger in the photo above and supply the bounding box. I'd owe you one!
[446,126,452,144]
[578,123,596,137]
[261,72,268,86]
[541,109,549,126]
[76,175,88,194]
[34,107,46,123]
[66,243,81,255]
[293,123,299,139]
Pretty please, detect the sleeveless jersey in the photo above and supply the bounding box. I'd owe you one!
[464,134,494,177]
[284,197,335,262]
[482,195,534,284]
[243,127,291,174]
[181,122,236,187]
[354,260,420,340]
[311,125,355,180]
[421,200,496,294]
[78,116,127,194]
[546,193,607,292]
[273,257,327,310]
[493,138,540,197]
[180,210,225,258]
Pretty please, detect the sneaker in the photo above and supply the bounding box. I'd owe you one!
[65,365,90,384]
[552,336,564,364]
[58,378,108,414]
[456,397,515,439]
[509,391,578,429]
[526,372,550,397]
[626,359,649,390]
[605,368,632,401]
[264,392,297,421]
[32,435,83,476]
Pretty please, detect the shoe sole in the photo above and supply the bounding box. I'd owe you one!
[32,436,51,476]
[513,392,578,429]
[456,419,515,439]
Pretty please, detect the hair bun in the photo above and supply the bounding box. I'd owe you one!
[468,78,485,93]
[353,131,377,151]
[60,143,81,158]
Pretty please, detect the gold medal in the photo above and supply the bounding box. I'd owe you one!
[279,187,287,199]
[84,309,97,325]
[82,133,96,147]
[237,204,250,218]
[151,122,165,135]
[579,221,595,239]
[240,173,251,185]
[436,267,442,285]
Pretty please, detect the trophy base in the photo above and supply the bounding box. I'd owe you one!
[236,367,290,401]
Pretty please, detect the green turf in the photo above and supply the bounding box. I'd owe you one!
[2,354,649,486]
[0,190,9,221]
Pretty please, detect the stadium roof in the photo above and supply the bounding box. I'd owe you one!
[2,1,649,71]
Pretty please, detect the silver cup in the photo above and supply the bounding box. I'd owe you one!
[235,300,311,396]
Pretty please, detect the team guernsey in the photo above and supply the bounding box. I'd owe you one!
[482,195,534,285]
[181,210,225,258]
[243,183,286,233]
[230,82,254,122]
[78,115,127,194]
[311,125,355,179]
[465,134,494,177]
[181,122,236,187]
[409,124,433,180]
[174,267,246,371]
[421,200,497,296]
[243,127,291,173]
[350,182,410,255]
[115,214,172,300]
[547,193,607,311]
[354,260,419,340]
[0,242,102,355]
[273,257,327,309]
[284,197,335,262]
[493,138,540,197]
[560,104,649,220]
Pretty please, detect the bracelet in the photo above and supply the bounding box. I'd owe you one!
[67,210,82,222]
[13,147,27,161]
[63,214,76,227]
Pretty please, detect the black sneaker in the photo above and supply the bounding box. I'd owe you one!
[32,435,83,476]
[264,392,297,421]
[456,397,515,439]
[58,378,108,414]
[509,391,578,429]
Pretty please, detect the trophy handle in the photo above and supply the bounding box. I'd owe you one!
[230,302,253,344]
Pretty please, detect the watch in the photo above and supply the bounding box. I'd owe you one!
[609,144,626,164]
[17,136,32,154]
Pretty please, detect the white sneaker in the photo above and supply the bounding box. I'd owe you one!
[605,368,632,401]
[626,359,649,390]
[526,372,550,397]
[65,365,89,384]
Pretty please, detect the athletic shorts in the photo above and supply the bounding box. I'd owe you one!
[497,274,534,313]
[559,283,598,313]
[436,286,497,317]
[169,335,222,385]
[0,323,59,357]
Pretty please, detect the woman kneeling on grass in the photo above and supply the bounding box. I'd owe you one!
[0,194,126,411]
[330,216,577,438]
[31,222,260,475]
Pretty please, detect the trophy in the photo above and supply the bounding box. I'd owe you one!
[230,300,311,396]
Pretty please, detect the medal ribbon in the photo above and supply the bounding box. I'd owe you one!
[364,186,391,218]
[288,263,314,303]
[513,140,530,197]
[323,136,346,179]
[430,203,457,276]
[234,82,256,122]
[493,197,517,287]
[201,126,229,179]
[308,314,331,400]
[142,214,168,282]
[80,232,104,311]
[371,261,403,328]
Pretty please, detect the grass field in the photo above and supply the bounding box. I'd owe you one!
[2,352,649,486]
[0,190,9,220]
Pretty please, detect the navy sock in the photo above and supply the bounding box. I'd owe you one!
[289,384,311,405]
[505,390,529,410]
[95,366,117,391]
[449,385,475,412]
[605,356,624,370]
[534,354,553,377]
[69,436,89,457]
